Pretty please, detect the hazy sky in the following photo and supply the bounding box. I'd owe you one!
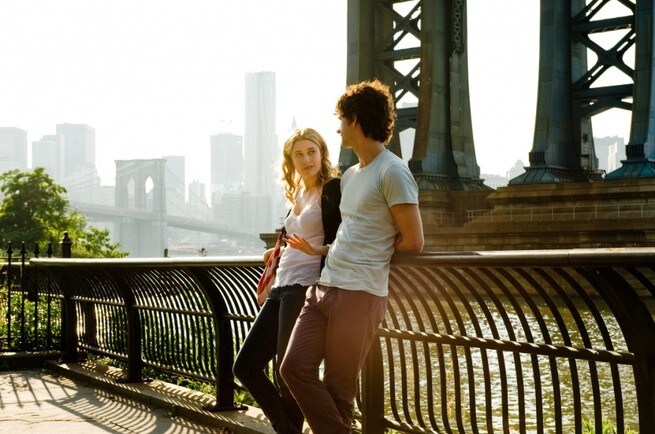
[0,1,632,191]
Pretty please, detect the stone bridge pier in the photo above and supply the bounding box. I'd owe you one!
[115,159,167,257]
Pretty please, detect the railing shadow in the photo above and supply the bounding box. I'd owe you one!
[0,369,227,433]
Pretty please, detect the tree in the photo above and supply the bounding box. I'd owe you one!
[0,168,127,258]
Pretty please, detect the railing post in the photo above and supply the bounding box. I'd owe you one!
[188,268,244,411]
[124,296,144,383]
[5,242,13,349]
[61,268,79,362]
[585,267,655,432]
[215,314,238,408]
[109,270,144,383]
[360,338,385,434]
[60,232,72,258]
[19,242,27,349]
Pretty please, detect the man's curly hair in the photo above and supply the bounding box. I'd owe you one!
[335,79,396,143]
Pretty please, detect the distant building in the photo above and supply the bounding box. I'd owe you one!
[0,127,28,172]
[56,123,96,178]
[481,173,509,189]
[608,142,619,172]
[52,124,100,203]
[62,166,102,203]
[507,160,526,180]
[244,71,277,197]
[594,135,626,174]
[243,72,279,231]
[163,155,186,216]
[188,180,211,220]
[32,134,64,179]
[98,185,115,207]
[210,133,243,206]
[217,192,272,234]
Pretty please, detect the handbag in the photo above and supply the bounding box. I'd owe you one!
[256,228,285,306]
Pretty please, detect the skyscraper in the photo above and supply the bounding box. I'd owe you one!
[163,155,186,217]
[56,123,96,178]
[244,71,277,197]
[32,134,64,179]
[53,123,100,203]
[188,180,211,220]
[210,133,243,207]
[242,71,280,232]
[0,127,28,172]
[594,135,626,174]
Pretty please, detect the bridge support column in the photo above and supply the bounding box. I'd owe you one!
[510,0,603,184]
[607,0,655,179]
[115,159,168,257]
[341,0,487,192]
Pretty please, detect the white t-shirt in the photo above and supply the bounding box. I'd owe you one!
[273,192,324,288]
[319,150,418,296]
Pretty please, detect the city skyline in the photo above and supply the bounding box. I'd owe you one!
[0,1,633,191]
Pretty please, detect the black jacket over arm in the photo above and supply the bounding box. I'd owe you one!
[320,177,342,246]
[319,177,341,270]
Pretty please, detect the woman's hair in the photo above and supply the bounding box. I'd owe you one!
[335,79,396,143]
[281,128,339,204]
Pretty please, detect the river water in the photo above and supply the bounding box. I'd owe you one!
[380,295,652,433]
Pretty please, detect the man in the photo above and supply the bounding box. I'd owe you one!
[281,79,424,433]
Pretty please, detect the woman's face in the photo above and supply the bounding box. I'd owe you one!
[291,139,322,183]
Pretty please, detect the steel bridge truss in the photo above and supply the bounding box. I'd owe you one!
[343,0,655,188]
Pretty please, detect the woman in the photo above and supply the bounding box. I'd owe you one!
[233,128,341,434]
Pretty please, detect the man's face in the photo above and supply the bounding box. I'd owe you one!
[338,116,354,149]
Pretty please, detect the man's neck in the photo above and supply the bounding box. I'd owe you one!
[355,141,386,168]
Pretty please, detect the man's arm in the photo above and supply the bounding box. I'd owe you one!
[390,203,424,254]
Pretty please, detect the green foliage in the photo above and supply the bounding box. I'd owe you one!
[234,390,257,406]
[582,418,638,434]
[0,168,127,258]
[0,280,62,351]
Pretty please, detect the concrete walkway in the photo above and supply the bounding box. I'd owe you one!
[0,362,279,434]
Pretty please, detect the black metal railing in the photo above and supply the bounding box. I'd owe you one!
[0,241,63,353]
[25,256,263,410]
[11,249,655,432]
[359,251,655,433]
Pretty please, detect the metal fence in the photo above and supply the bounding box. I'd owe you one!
[0,241,63,353]
[361,251,654,433]
[4,249,654,433]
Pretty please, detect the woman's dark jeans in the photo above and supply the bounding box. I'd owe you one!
[233,284,307,434]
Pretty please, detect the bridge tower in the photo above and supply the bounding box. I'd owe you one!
[342,0,487,191]
[607,0,655,179]
[343,0,490,228]
[346,1,655,188]
[511,0,655,183]
[115,159,167,257]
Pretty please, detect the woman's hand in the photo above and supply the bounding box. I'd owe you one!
[285,233,326,256]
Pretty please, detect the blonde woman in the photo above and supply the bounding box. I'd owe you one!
[233,128,341,434]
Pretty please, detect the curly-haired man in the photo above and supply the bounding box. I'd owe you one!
[281,79,424,433]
